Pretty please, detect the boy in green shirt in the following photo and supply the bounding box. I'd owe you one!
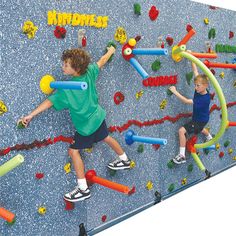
[20,46,130,202]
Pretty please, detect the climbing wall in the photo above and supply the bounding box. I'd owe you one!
[1,0,236,235]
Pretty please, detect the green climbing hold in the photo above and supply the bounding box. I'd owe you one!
[208,28,216,39]
[187,164,193,172]
[134,3,141,15]
[186,71,194,85]
[204,149,210,155]
[167,89,173,96]
[6,218,16,225]
[168,183,175,192]
[224,140,230,147]
[167,160,175,169]
[137,144,144,153]
[17,120,26,129]
[107,41,117,62]
[151,60,161,71]
[109,169,117,176]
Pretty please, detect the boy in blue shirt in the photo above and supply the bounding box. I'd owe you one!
[20,46,131,202]
[169,62,212,164]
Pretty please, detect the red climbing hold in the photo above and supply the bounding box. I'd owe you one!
[114,92,125,105]
[149,6,159,21]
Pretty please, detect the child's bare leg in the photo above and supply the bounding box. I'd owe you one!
[179,127,187,147]
[68,148,85,179]
[201,128,209,136]
[103,135,124,156]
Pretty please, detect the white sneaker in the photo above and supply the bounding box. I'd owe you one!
[64,186,91,202]
[172,154,186,164]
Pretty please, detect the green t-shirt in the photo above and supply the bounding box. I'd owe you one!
[48,63,106,136]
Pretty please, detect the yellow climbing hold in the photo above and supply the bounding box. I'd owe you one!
[0,100,7,115]
[146,181,153,190]
[130,160,136,169]
[160,99,167,110]
[128,38,137,47]
[114,27,127,44]
[40,74,55,95]
[22,21,38,39]
[181,178,187,185]
[38,206,47,215]
[219,72,225,79]
[84,147,93,153]
[136,90,144,100]
[64,163,71,174]
[204,18,209,25]
[228,148,233,154]
[215,143,220,150]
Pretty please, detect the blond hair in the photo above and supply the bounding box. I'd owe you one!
[194,74,209,84]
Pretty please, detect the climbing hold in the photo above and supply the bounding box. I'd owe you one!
[35,173,44,179]
[114,91,125,105]
[224,140,230,147]
[135,90,144,100]
[219,72,225,79]
[84,147,93,153]
[17,120,26,129]
[54,26,66,39]
[167,160,175,169]
[128,38,137,47]
[64,199,74,211]
[109,169,117,176]
[0,100,7,115]
[6,218,16,225]
[168,183,175,192]
[134,3,141,15]
[159,99,167,110]
[64,163,71,174]
[229,31,234,39]
[215,143,220,150]
[146,181,153,190]
[204,149,210,155]
[187,164,193,172]
[204,18,209,25]
[219,151,224,158]
[78,29,86,47]
[228,148,233,154]
[186,71,193,85]
[234,81,236,88]
[22,20,38,39]
[181,178,187,185]
[101,215,107,222]
[210,92,215,100]
[152,144,160,151]
[40,74,55,95]
[167,89,173,96]
[166,35,174,46]
[137,144,144,153]
[130,160,136,169]
[208,28,216,39]
[114,27,127,44]
[107,41,117,62]
[186,24,193,32]
[151,59,161,71]
[156,36,164,48]
[149,6,159,21]
[38,206,47,215]
[233,156,236,161]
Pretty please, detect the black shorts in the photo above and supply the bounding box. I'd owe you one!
[183,120,207,135]
[70,120,109,150]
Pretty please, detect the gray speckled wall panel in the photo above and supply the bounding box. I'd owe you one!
[0,0,236,235]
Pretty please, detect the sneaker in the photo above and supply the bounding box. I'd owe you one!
[64,186,91,202]
[172,154,186,164]
[107,157,131,170]
[205,136,213,142]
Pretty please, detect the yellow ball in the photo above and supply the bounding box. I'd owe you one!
[128,38,137,47]
[40,74,55,95]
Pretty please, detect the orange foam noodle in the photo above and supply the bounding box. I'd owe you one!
[204,60,236,69]
[228,121,236,127]
[178,28,196,46]
[91,175,130,194]
[190,52,217,59]
[0,207,15,222]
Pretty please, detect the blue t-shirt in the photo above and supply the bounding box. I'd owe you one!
[192,90,210,123]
